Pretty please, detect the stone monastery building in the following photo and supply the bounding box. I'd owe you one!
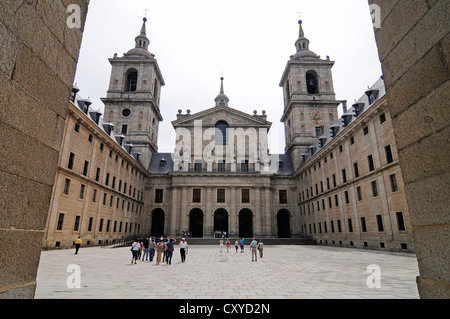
[43,17,414,253]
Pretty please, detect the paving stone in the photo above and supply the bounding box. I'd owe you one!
[35,245,420,299]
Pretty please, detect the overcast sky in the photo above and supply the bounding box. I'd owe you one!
[74,0,382,153]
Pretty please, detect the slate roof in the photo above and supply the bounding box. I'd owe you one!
[297,77,386,170]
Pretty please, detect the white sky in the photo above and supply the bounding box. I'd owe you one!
[74,0,382,154]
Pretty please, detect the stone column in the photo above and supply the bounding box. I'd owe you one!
[180,187,189,233]
[169,187,179,236]
[264,187,273,237]
[205,187,212,237]
[255,188,262,237]
[0,1,89,298]
[230,187,238,236]
[370,0,450,298]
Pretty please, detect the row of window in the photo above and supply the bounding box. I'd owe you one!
[302,212,406,235]
[300,173,399,206]
[62,178,143,214]
[73,121,145,180]
[301,144,394,182]
[56,213,141,234]
[154,189,289,204]
[67,151,144,201]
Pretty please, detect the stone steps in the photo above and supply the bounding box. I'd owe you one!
[180,238,316,245]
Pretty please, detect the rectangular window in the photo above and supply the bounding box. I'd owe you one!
[328,197,332,209]
[348,219,353,232]
[194,162,203,172]
[334,194,339,206]
[74,122,80,133]
[57,213,65,230]
[341,170,346,183]
[390,174,399,192]
[100,143,104,152]
[106,220,111,232]
[385,145,393,164]
[103,193,107,205]
[88,217,93,231]
[371,180,379,197]
[331,220,335,233]
[344,190,349,204]
[337,220,342,233]
[88,134,93,143]
[376,214,384,232]
[68,152,75,170]
[63,178,71,195]
[241,160,249,172]
[396,212,406,231]
[361,217,367,232]
[96,167,101,182]
[155,189,163,203]
[109,195,113,207]
[279,190,287,204]
[356,186,362,201]
[368,155,375,171]
[315,126,322,137]
[105,173,110,186]
[193,189,201,203]
[242,189,250,203]
[217,189,225,203]
[333,174,337,187]
[79,184,85,199]
[99,219,104,232]
[74,215,80,231]
[217,161,225,172]
[121,125,128,135]
[350,136,355,145]
[83,161,89,176]
[379,113,386,124]
[353,163,359,178]
[363,126,369,135]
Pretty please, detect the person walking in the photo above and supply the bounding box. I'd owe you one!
[166,238,175,265]
[240,237,245,253]
[219,239,224,253]
[258,239,264,259]
[155,240,163,265]
[234,240,239,253]
[141,237,149,261]
[74,236,82,254]
[179,238,188,263]
[250,237,258,262]
[226,239,230,253]
[148,238,156,262]
[131,239,140,264]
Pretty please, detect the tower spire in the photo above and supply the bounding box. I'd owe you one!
[215,77,229,107]
[134,17,150,51]
[296,19,309,51]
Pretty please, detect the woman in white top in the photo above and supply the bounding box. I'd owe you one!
[179,238,188,263]
[130,240,140,264]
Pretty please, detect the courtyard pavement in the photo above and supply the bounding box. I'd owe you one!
[35,243,420,300]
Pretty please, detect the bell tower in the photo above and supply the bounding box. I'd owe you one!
[280,19,341,169]
[102,17,165,169]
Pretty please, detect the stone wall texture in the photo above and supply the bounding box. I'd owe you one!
[0,0,89,298]
[369,0,449,298]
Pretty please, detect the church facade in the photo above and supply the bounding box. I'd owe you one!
[42,17,414,252]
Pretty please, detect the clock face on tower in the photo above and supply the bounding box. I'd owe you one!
[311,110,322,121]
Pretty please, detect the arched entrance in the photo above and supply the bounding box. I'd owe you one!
[151,208,165,237]
[189,208,204,238]
[239,208,253,238]
[214,208,229,235]
[277,209,291,238]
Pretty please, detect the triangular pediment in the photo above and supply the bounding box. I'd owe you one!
[172,106,272,128]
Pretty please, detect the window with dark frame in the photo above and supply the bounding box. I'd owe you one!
[193,189,201,203]
[217,189,225,203]
[155,189,163,203]
[242,189,250,203]
[57,213,65,231]
[279,190,287,204]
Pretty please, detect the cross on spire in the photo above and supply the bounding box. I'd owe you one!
[143,8,149,17]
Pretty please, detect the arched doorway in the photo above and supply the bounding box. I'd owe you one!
[277,209,291,238]
[151,208,165,237]
[239,209,253,238]
[189,208,204,238]
[214,208,229,235]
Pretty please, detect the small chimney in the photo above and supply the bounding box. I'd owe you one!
[342,100,348,113]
